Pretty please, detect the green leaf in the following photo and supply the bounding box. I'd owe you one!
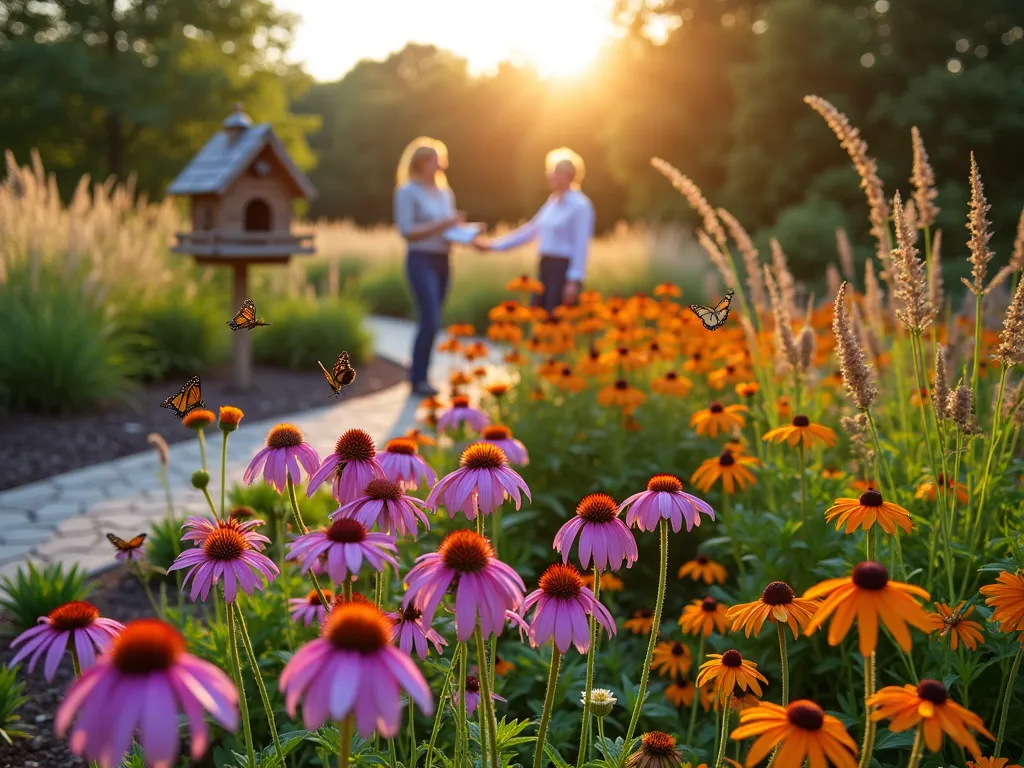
[543,742,573,768]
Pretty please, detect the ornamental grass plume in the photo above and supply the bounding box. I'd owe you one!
[764,265,799,371]
[929,229,945,309]
[993,276,1024,366]
[863,258,886,331]
[651,157,727,249]
[933,346,951,421]
[718,207,766,315]
[697,228,738,291]
[832,282,877,410]
[804,95,890,264]
[891,191,935,333]
[991,206,1024,288]
[9,601,124,681]
[964,153,994,296]
[826,264,842,306]
[837,227,856,282]
[911,126,940,230]
[949,381,982,435]
[770,239,797,315]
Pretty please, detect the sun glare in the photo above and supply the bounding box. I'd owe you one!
[503,3,615,78]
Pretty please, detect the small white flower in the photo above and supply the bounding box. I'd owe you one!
[581,688,617,716]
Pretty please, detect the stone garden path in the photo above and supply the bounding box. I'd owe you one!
[0,316,490,586]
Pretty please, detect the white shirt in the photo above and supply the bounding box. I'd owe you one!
[489,189,595,282]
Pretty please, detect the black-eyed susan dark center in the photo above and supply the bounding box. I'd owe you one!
[647,474,683,493]
[266,424,304,449]
[761,581,795,606]
[482,425,512,441]
[719,451,736,467]
[614,379,629,390]
[385,438,417,456]
[538,563,583,600]
[460,443,507,470]
[112,619,186,674]
[701,597,719,612]
[326,518,367,544]
[666,372,679,381]
[786,701,825,731]
[324,603,392,653]
[709,401,724,414]
[670,642,686,656]
[859,489,884,507]
[577,493,618,523]
[696,554,709,565]
[439,530,493,573]
[335,429,376,462]
[203,526,248,560]
[48,601,100,631]
[721,649,743,667]
[792,414,810,427]
[852,561,889,591]
[916,679,948,705]
[634,608,653,619]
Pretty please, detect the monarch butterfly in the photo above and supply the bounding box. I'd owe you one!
[106,533,147,552]
[318,352,357,398]
[228,298,272,330]
[160,375,204,419]
[689,290,735,331]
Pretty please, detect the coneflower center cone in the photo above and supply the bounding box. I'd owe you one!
[364,479,402,500]
[203,527,248,560]
[335,429,376,461]
[761,581,795,606]
[305,589,330,606]
[400,605,423,622]
[326,518,367,544]
[439,530,493,573]
[709,401,724,413]
[324,603,392,653]
[266,424,304,448]
[851,561,889,591]
[792,414,810,427]
[787,701,825,731]
[452,396,470,409]
[577,493,618,522]
[48,601,100,630]
[538,563,584,599]
[859,489,884,507]
[465,675,481,694]
[112,619,185,674]
[916,679,948,705]
[482,425,512,441]
[385,438,417,455]
[460,443,507,469]
[721,649,743,668]
[640,731,677,753]
[647,474,683,493]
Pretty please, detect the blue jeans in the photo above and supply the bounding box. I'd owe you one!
[406,249,450,384]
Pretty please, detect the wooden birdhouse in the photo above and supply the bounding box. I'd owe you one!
[167,104,317,390]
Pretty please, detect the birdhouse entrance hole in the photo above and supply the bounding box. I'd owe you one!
[244,198,271,231]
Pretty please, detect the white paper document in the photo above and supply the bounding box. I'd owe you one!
[443,223,484,244]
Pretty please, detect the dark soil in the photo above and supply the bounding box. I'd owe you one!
[0,358,408,491]
[0,569,173,768]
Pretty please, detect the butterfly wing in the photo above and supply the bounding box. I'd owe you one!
[332,352,357,388]
[689,303,718,330]
[107,533,147,551]
[713,291,735,313]
[228,298,257,330]
[318,360,341,396]
[160,375,203,419]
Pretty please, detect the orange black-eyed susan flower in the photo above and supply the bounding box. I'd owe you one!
[489,300,532,324]
[968,759,1023,768]
[653,282,682,298]
[678,555,727,585]
[582,571,625,592]
[529,386,546,402]
[487,322,524,344]
[652,371,693,397]
[735,382,759,399]
[979,570,1024,635]
[821,467,844,480]
[691,450,759,494]
[723,438,747,455]
[910,387,931,406]
[762,415,837,449]
[727,581,818,639]
[494,654,515,676]
[624,731,685,768]
[929,602,985,651]
[690,402,748,438]
[553,366,588,393]
[624,608,656,635]
[664,674,696,708]
[824,488,913,536]
[449,371,472,389]
[651,641,693,678]
[730,699,859,768]
[447,323,475,337]
[437,337,462,353]
[914,474,969,504]
[776,396,792,419]
[579,290,603,305]
[601,346,649,371]
[537,358,564,381]
[849,478,875,494]
[683,351,713,375]
[707,364,748,391]
[506,274,545,294]
[680,597,730,637]
[576,348,614,377]
[867,679,993,758]
[504,350,526,366]
[718,692,760,713]
[803,561,933,656]
[483,381,512,399]
[695,650,767,701]
[461,341,489,361]
[403,428,436,447]
[598,380,646,410]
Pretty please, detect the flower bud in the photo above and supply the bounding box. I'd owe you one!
[581,688,617,717]
[191,470,210,490]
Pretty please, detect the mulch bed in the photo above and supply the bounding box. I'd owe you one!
[0,357,408,492]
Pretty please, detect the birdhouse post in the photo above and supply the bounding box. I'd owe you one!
[167,104,317,390]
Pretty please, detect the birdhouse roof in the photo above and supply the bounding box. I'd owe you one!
[167,122,316,199]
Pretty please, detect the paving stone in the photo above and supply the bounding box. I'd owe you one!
[54,515,99,537]
[0,507,34,527]
[57,551,117,576]
[0,525,56,547]
[0,482,60,511]
[33,532,105,560]
[90,509,151,534]
[32,499,83,524]
[52,463,123,491]
[63,486,112,508]
[83,498,137,517]
[0,544,32,566]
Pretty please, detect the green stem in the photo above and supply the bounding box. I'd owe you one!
[201,487,219,519]
[339,716,353,768]
[70,646,82,678]
[285,475,332,610]
[197,428,208,472]
[621,521,670,764]
[723,493,745,579]
[777,622,789,707]
[455,642,468,768]
[975,367,1009,538]
[408,697,417,768]
[994,643,1023,758]
[906,724,925,768]
[971,290,983,397]
[343,578,353,603]
[857,652,876,768]
[714,696,732,768]
[597,717,606,752]
[131,562,162,619]
[425,644,462,768]
[475,628,500,768]
[797,442,808,529]
[220,429,229,519]
[577,569,602,768]
[533,644,563,768]
[227,603,256,767]
[685,634,705,745]
[234,603,286,766]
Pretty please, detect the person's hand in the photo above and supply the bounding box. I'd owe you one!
[472,235,491,252]
[453,210,467,224]
[562,280,581,306]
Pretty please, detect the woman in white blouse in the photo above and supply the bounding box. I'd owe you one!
[475,147,595,311]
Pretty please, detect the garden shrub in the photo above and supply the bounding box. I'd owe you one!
[132,295,230,381]
[251,295,373,369]
[0,562,92,633]
[357,263,415,318]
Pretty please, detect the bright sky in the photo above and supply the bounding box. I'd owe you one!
[275,0,620,82]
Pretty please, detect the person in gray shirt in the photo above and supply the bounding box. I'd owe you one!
[393,137,465,396]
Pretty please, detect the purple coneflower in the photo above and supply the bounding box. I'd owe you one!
[403,529,525,641]
[454,674,507,716]
[279,602,433,737]
[168,520,279,602]
[388,603,448,659]
[180,515,269,550]
[286,517,399,583]
[307,429,386,504]
[378,437,438,490]
[289,589,334,627]
[436,395,490,434]
[9,601,124,681]
[553,493,638,572]
[425,443,531,521]
[56,619,237,768]
[477,424,529,465]
[334,479,430,537]
[520,564,616,654]
[620,474,716,533]
[243,424,321,493]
